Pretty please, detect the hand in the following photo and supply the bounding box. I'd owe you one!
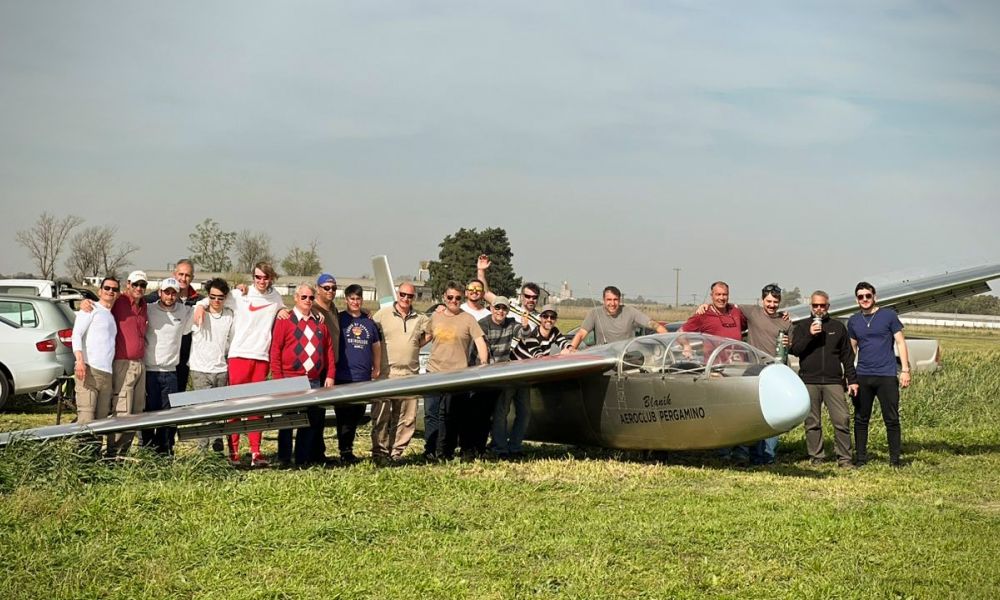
[312,309,325,323]
[560,347,574,355]
[276,308,291,320]
[74,361,86,380]
[809,321,822,335]
[781,311,790,322]
[80,299,94,313]
[847,383,859,397]
[900,372,911,388]
[193,305,205,326]
[434,304,446,314]
[522,313,530,329]
[324,378,334,389]
[695,303,709,315]
[477,254,491,270]
[372,366,381,379]
[236,283,248,294]
[781,334,790,347]
[682,347,693,359]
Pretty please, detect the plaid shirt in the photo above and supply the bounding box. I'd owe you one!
[472,315,519,365]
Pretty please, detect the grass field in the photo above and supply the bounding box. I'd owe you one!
[1,331,998,599]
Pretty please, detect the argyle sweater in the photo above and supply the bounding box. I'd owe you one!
[269,312,335,381]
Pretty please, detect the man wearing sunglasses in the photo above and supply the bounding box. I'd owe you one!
[109,270,150,457]
[71,276,120,429]
[847,282,910,468]
[425,281,488,460]
[477,254,542,330]
[271,284,335,466]
[372,282,432,463]
[189,278,235,453]
[790,290,858,468]
[313,273,341,363]
[466,295,518,458]
[461,279,491,320]
[333,284,382,464]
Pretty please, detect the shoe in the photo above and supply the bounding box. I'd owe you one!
[890,459,903,468]
[809,457,826,466]
[340,453,360,465]
[229,454,241,466]
[250,453,270,468]
[837,461,855,470]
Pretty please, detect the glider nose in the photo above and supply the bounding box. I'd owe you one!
[758,364,809,432]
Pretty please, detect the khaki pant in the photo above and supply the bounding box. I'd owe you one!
[804,383,852,464]
[371,397,418,459]
[74,366,113,425]
[108,359,146,456]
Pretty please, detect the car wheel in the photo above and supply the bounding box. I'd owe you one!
[0,373,11,411]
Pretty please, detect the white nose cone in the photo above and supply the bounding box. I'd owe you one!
[758,364,810,432]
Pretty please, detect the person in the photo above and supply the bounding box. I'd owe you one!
[477,254,542,330]
[142,278,194,455]
[188,278,235,453]
[790,290,858,468]
[313,273,341,363]
[333,284,382,464]
[109,270,149,457]
[568,286,667,351]
[499,304,572,457]
[371,282,432,463]
[195,261,284,467]
[847,281,910,467]
[466,296,518,458]
[424,281,488,460]
[71,277,119,430]
[270,284,335,466]
[691,283,791,464]
[461,278,491,320]
[145,259,200,393]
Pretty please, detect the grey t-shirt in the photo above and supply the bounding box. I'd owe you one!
[581,305,653,346]
[743,304,791,354]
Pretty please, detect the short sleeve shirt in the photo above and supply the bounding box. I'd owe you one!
[847,308,903,377]
[581,305,653,345]
[743,305,792,354]
[680,306,747,341]
[336,312,381,383]
[428,311,484,373]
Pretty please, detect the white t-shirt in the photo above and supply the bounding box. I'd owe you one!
[145,302,194,371]
[72,303,117,373]
[189,307,235,374]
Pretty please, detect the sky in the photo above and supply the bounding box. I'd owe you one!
[2,1,999,304]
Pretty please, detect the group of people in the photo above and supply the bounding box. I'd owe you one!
[69,256,909,468]
[678,280,909,468]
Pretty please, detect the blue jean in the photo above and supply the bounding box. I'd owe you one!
[491,387,529,454]
[143,370,177,455]
[750,436,779,465]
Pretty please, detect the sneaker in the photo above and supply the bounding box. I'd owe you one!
[340,453,360,465]
[250,453,270,468]
[229,454,241,466]
[837,461,855,470]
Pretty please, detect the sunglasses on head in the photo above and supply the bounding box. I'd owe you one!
[299,295,315,301]
[445,294,462,301]
[811,303,828,308]
[762,283,782,296]
[398,291,415,299]
[102,285,120,292]
[856,293,873,300]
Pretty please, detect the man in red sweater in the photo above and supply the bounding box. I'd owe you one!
[270,284,335,466]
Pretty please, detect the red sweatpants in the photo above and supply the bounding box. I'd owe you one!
[227,357,270,458]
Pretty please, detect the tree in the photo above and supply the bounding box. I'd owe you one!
[779,286,803,308]
[281,241,321,276]
[66,225,138,282]
[187,218,235,272]
[233,230,275,274]
[15,212,84,280]
[427,227,521,297]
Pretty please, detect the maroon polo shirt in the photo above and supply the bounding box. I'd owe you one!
[111,294,148,361]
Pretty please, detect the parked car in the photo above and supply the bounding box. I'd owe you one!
[0,294,76,409]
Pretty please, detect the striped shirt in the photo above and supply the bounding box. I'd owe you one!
[512,326,571,360]
[472,315,519,365]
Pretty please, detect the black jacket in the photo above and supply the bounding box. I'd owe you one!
[790,316,857,386]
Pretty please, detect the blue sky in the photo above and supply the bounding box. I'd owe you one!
[2,1,998,303]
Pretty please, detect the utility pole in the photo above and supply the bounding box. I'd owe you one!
[673,268,681,308]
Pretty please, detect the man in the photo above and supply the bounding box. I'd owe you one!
[425,281,489,460]
[195,261,284,467]
[142,278,194,455]
[461,279,491,320]
[499,304,572,458]
[466,296,518,458]
[334,284,382,464]
[568,286,667,351]
[478,254,542,330]
[271,284,335,466]
[109,270,150,457]
[791,290,858,468]
[71,277,119,430]
[189,277,235,453]
[145,259,200,393]
[371,282,432,463]
[314,273,341,363]
[848,282,910,467]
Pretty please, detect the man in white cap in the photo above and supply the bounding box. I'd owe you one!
[109,269,150,456]
[142,277,194,455]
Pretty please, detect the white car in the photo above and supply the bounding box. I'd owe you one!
[0,295,76,409]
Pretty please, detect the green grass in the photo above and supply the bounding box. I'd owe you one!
[1,333,998,599]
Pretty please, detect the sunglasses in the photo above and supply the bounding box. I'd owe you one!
[466,287,484,293]
[253,274,270,281]
[811,303,828,308]
[132,282,147,289]
[493,305,509,311]
[299,295,315,301]
[320,285,336,292]
[209,294,226,300]
[856,293,873,300]
[398,292,415,299]
[522,293,538,300]
[540,313,557,320]
[445,294,462,301]
[102,285,120,292]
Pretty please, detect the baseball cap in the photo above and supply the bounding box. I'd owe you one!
[160,278,180,292]
[540,304,558,316]
[128,270,148,284]
[492,296,511,309]
[317,273,337,286]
